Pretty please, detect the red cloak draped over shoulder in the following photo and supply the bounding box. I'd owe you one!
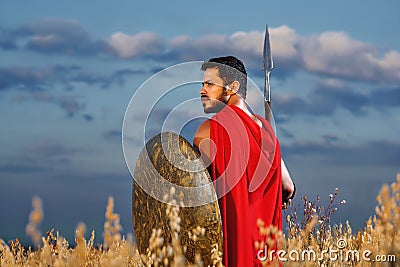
[209,105,282,267]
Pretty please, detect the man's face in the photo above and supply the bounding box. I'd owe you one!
[200,67,228,113]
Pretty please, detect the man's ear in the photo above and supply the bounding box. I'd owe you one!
[226,80,240,95]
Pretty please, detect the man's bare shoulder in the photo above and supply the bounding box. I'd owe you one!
[193,119,210,148]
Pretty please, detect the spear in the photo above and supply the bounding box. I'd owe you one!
[263,24,273,123]
[263,24,296,203]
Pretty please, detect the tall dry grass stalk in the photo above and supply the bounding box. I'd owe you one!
[0,197,143,267]
[258,174,400,266]
[104,196,123,249]
[0,174,399,266]
[139,186,219,267]
[25,196,43,247]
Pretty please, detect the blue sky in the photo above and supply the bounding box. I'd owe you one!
[0,0,399,244]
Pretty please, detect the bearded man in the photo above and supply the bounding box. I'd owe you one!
[193,56,294,266]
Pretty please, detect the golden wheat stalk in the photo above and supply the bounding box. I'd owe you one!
[0,174,399,266]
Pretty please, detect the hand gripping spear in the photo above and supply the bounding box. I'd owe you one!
[262,24,296,203]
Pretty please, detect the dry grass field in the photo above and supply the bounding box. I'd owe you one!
[1,174,399,266]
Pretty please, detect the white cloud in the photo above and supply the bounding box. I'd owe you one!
[105,26,400,84]
[317,78,346,88]
[31,34,58,45]
[169,35,190,47]
[8,19,400,84]
[167,34,232,61]
[270,25,299,61]
[166,26,298,67]
[107,32,163,59]
[299,31,379,81]
[378,50,400,82]
[379,50,400,69]
[229,31,263,56]
[13,19,103,56]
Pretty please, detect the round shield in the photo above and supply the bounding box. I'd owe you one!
[132,132,223,266]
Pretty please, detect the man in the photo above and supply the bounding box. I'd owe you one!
[193,56,294,266]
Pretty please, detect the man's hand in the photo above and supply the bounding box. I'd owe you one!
[282,159,295,203]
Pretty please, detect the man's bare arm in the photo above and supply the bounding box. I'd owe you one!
[282,159,295,201]
[193,120,211,165]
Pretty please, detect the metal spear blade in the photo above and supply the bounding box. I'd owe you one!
[263,24,273,114]
[263,24,273,73]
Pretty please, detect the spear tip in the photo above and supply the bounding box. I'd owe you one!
[263,24,273,73]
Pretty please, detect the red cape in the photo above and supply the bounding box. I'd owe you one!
[209,105,282,266]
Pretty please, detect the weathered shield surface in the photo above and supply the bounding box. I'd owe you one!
[132,132,223,266]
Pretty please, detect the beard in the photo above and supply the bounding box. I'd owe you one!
[202,98,227,113]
